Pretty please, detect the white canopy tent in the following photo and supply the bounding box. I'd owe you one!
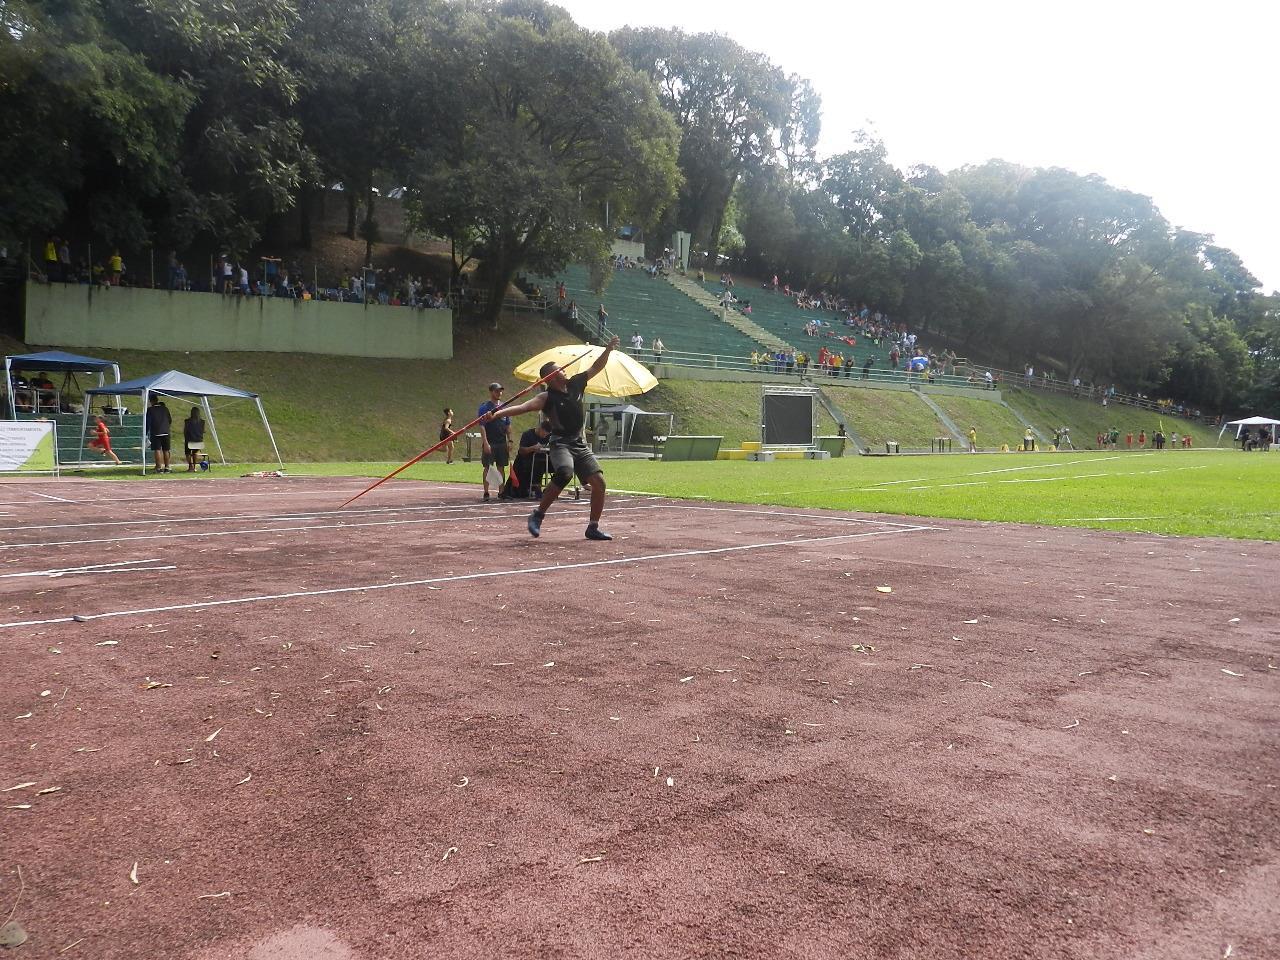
[1217,415,1280,445]
[592,403,674,451]
[81,370,282,473]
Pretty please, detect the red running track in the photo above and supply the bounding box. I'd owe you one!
[0,475,1276,959]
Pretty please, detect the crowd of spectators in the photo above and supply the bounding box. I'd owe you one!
[29,236,452,309]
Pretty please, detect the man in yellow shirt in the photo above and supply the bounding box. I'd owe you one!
[967,426,978,453]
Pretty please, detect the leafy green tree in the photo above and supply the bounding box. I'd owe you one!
[406,1,680,328]
[611,27,801,260]
[0,0,190,248]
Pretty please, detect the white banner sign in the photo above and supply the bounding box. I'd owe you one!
[0,421,57,472]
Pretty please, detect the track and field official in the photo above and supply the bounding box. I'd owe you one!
[478,382,511,501]
[487,337,619,540]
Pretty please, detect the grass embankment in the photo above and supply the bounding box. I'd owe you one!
[12,320,572,461]
[928,395,1029,449]
[638,381,839,446]
[821,387,943,449]
[111,448,1277,540]
[1002,388,1218,448]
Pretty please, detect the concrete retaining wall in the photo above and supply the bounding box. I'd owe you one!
[25,282,453,360]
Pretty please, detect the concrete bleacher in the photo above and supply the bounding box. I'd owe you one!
[536,265,763,358]
[694,280,974,387]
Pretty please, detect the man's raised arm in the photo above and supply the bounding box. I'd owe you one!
[587,337,620,379]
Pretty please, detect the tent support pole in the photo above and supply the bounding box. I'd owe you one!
[4,359,13,419]
[78,404,88,465]
[140,389,149,475]
[202,397,227,465]
[256,398,283,468]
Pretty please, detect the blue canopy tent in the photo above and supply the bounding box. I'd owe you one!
[5,350,121,418]
[80,370,282,474]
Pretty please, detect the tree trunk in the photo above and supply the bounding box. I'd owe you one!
[363,184,377,264]
[703,171,741,265]
[345,191,358,239]
[481,255,517,330]
[298,186,313,249]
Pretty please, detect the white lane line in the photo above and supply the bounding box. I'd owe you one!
[663,504,932,529]
[0,503,667,550]
[0,496,652,534]
[27,491,80,504]
[1,525,932,628]
[0,480,412,507]
[771,453,1145,496]
[1057,516,1168,521]
[0,558,170,579]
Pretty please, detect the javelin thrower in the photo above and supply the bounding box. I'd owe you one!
[484,336,619,540]
[339,347,596,510]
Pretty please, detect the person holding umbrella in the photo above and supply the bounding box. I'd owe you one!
[487,337,620,541]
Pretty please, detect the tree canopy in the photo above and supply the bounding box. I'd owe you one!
[0,0,1273,410]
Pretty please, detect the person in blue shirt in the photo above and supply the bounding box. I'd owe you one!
[477,382,512,501]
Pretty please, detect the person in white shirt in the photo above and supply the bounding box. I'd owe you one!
[652,337,665,362]
[631,332,644,352]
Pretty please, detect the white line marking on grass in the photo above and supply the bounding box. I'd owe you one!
[1057,517,1168,521]
[0,525,932,628]
[0,503,667,550]
[664,504,934,529]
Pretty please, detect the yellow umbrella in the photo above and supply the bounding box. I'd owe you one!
[513,343,658,398]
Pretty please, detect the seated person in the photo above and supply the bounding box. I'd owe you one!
[507,418,553,499]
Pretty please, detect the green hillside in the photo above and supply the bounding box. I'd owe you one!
[7,321,574,462]
[821,387,946,449]
[1002,388,1218,448]
[6,323,1218,461]
[929,395,1030,449]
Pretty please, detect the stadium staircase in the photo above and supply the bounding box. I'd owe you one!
[914,393,968,445]
[665,274,785,351]
[815,388,867,454]
[998,397,1049,445]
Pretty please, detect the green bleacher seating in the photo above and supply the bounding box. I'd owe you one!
[696,280,973,387]
[537,265,761,359]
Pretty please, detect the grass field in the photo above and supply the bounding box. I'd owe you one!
[78,448,1278,541]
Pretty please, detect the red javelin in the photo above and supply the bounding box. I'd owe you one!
[338,346,596,509]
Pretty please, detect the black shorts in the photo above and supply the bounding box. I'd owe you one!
[482,442,508,469]
[151,434,171,452]
[548,436,601,485]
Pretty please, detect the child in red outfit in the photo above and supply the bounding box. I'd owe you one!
[88,416,122,464]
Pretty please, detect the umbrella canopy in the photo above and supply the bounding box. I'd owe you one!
[514,344,658,399]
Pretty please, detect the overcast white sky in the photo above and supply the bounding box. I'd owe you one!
[556,0,1279,292]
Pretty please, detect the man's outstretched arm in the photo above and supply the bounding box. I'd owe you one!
[488,393,548,421]
[587,337,620,379]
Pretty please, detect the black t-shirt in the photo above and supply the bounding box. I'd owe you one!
[145,403,172,436]
[544,372,589,438]
[183,418,205,443]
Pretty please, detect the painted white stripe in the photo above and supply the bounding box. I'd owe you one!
[0,502,665,550]
[0,495,651,534]
[663,504,932,529]
[0,558,168,578]
[0,525,931,628]
[28,491,79,504]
